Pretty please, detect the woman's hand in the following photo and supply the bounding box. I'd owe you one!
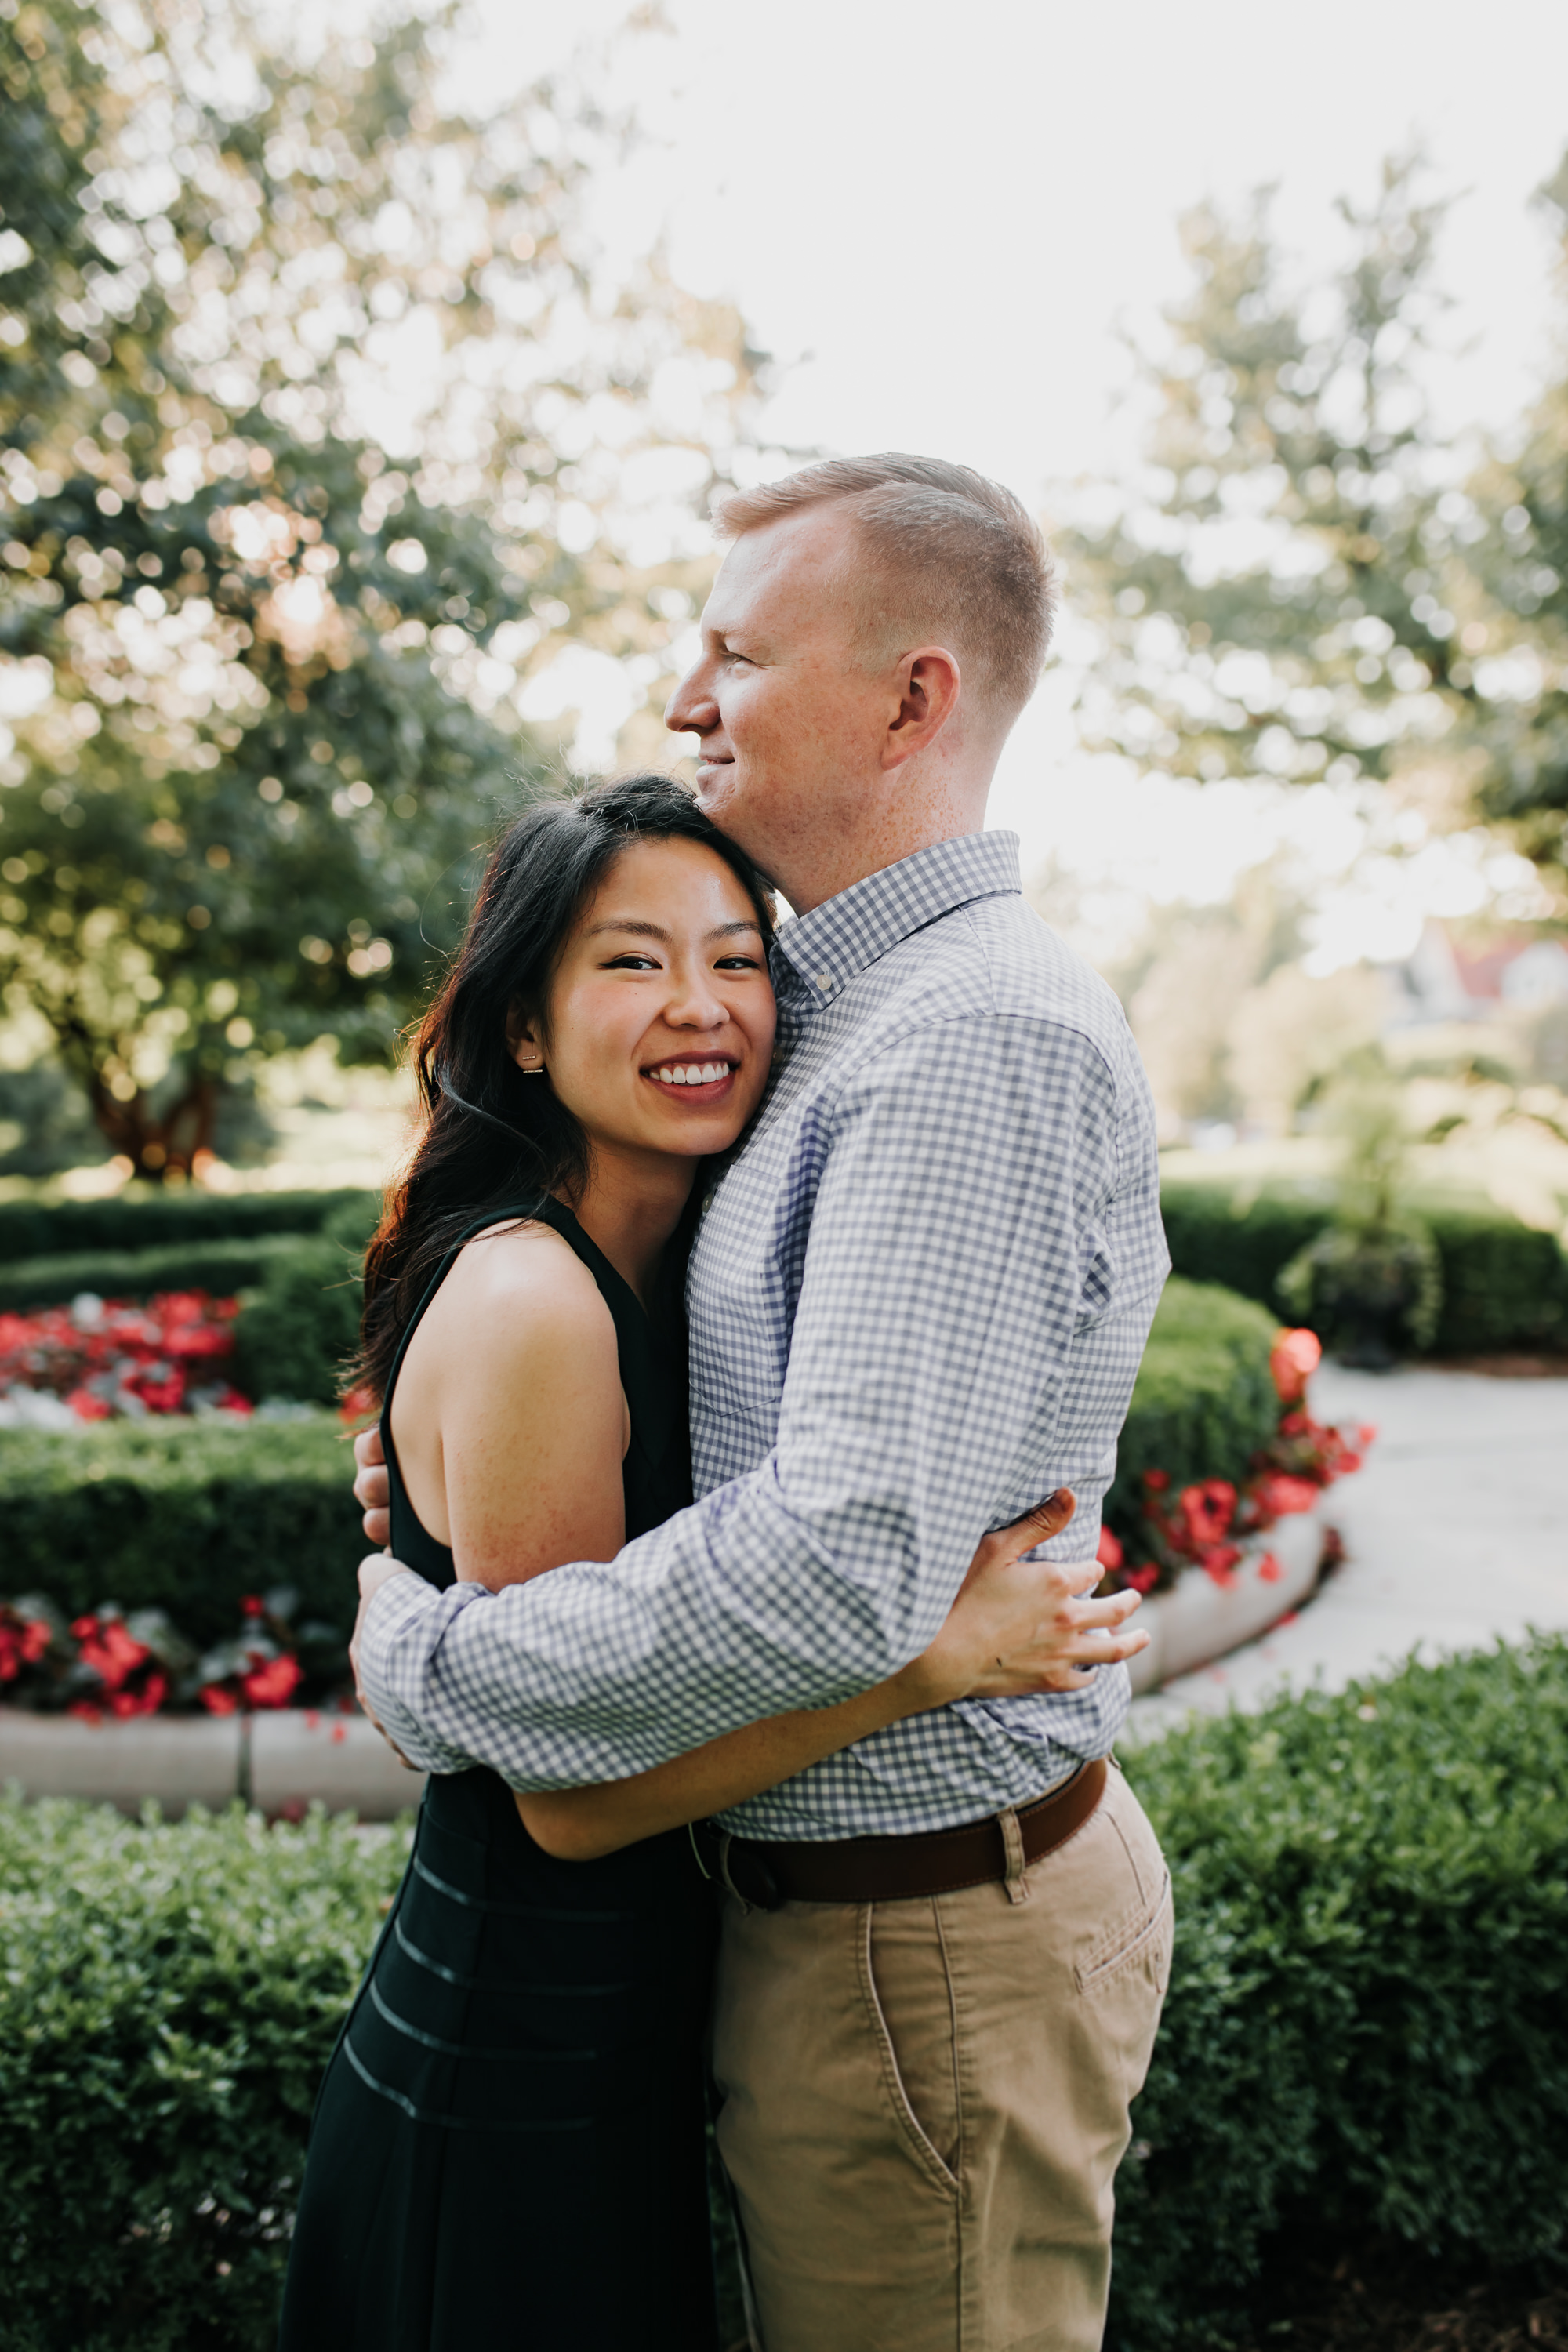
[897,1491,1149,1713]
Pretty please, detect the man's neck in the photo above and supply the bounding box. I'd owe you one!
[781,813,988,917]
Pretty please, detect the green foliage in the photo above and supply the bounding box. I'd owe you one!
[1,1645,1563,2349]
[1105,1277,1279,1537]
[0,1795,409,2352]
[0,1231,307,1311]
[230,1236,364,1406]
[0,1414,358,1645]
[1160,1180,1568,1356]
[0,1184,376,1264]
[1061,147,1568,895]
[0,0,758,1177]
[1110,1635,1568,2349]
[1277,1216,1443,1362]
[1427,1207,1568,1354]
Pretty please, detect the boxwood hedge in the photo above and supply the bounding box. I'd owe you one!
[0,1417,361,1646]
[0,1187,377,1267]
[1109,1633,1568,2348]
[1,1639,1563,2350]
[1160,1178,1568,1356]
[2,1274,1279,1635]
[0,1798,408,2352]
[1102,1276,1281,1541]
[0,1234,312,1315]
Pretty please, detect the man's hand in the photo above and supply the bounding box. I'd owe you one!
[354,1423,391,1546]
[350,1552,419,1769]
[899,1491,1150,1711]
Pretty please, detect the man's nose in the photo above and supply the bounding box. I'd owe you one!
[665,659,715,738]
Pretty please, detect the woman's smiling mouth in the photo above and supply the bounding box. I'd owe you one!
[644,1058,738,1101]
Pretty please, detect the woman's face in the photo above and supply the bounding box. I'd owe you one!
[516,836,776,1164]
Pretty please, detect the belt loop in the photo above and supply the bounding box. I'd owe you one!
[998,1806,1031,1906]
[715,1832,753,1916]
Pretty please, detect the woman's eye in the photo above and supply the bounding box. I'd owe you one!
[602,954,660,971]
[714,956,762,971]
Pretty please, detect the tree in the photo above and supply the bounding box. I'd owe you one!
[1462,154,1568,898]
[1060,150,1568,917]
[1059,159,1494,858]
[0,0,759,1175]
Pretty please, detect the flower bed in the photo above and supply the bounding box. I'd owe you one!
[0,1289,253,1429]
[1098,1326,1372,1597]
[0,1585,350,1721]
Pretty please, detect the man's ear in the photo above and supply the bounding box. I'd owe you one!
[881,645,962,769]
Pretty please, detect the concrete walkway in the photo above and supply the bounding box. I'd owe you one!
[1125,1363,1568,1739]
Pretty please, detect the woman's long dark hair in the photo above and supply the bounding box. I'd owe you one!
[353,773,775,1403]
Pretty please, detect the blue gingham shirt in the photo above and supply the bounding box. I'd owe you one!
[358,831,1169,1838]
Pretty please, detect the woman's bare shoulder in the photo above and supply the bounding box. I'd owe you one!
[434,1218,615,1361]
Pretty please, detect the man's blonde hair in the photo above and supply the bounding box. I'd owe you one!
[713,454,1056,721]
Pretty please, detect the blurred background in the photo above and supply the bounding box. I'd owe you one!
[3,0,1568,1251]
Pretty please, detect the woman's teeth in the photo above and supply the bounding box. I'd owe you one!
[652,1062,731,1087]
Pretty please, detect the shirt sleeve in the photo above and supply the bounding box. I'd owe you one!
[357,1013,1144,1787]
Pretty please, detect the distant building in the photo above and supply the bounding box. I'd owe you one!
[1382,924,1568,1032]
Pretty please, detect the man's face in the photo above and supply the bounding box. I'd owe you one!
[664,508,893,900]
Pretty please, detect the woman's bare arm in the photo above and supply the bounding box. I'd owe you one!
[388,1223,627,1588]
[516,1493,1149,1860]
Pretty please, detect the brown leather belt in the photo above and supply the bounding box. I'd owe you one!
[703,1758,1108,1909]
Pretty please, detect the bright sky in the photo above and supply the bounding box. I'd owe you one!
[408,1,1568,956]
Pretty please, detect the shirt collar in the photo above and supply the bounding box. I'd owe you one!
[771,832,1022,1008]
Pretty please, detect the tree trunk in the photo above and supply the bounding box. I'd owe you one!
[86,1074,221,1181]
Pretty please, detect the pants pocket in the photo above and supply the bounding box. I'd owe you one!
[858,1901,962,2198]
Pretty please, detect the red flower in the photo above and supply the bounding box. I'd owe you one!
[73,1615,152,1693]
[339,1385,378,1426]
[1252,1472,1320,1522]
[1257,1552,1284,1584]
[1123,1565,1160,1595]
[1096,1527,1124,1572]
[241,1652,303,1709]
[199,1685,239,1716]
[1269,1327,1322,1405]
[66,1388,113,1421]
[1178,1479,1236,1548]
[241,1595,266,1619]
[1142,1468,1171,1494]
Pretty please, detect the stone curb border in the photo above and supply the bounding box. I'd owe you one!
[1123,1506,1327,1697]
[1,1512,1328,1818]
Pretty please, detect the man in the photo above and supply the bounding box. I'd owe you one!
[354,455,1172,2351]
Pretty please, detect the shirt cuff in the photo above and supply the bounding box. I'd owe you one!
[357,1571,490,1775]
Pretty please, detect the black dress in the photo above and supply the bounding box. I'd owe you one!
[280,1200,720,2352]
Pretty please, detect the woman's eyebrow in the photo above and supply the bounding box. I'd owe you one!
[583,917,761,942]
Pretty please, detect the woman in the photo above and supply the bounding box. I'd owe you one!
[280,774,1144,2351]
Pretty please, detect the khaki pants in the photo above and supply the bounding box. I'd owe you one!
[711,1763,1172,2352]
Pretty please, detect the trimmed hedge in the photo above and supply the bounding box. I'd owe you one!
[0,1417,360,1646]
[230,1208,373,1406]
[1110,1634,1568,2349]
[0,1641,1562,2349]
[1102,1276,1280,1540]
[4,1276,1278,1632]
[1160,1178,1568,1356]
[0,1233,312,1314]
[0,1187,377,1269]
[0,1798,409,2352]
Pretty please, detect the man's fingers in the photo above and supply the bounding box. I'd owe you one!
[1011,1488,1076,1544]
[354,1425,386,1470]
[361,1508,391,1547]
